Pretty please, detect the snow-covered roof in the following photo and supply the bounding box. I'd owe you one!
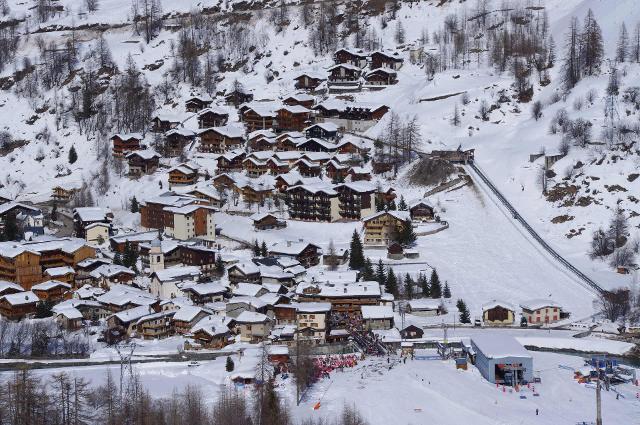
[166,128,197,138]
[362,210,411,223]
[199,124,245,139]
[0,202,40,216]
[482,300,516,312]
[163,204,216,215]
[366,68,397,76]
[75,284,105,299]
[112,305,154,324]
[361,305,394,320]
[228,261,260,275]
[249,129,277,139]
[44,266,75,277]
[268,345,289,356]
[297,281,381,298]
[294,302,331,313]
[279,104,311,114]
[240,101,279,117]
[24,236,90,255]
[1,291,39,305]
[269,241,320,256]
[304,122,338,132]
[151,266,201,282]
[173,305,209,322]
[125,149,160,160]
[90,264,136,279]
[112,132,143,141]
[233,283,264,297]
[73,207,111,222]
[32,280,71,291]
[227,296,267,310]
[97,285,156,307]
[336,181,376,193]
[190,315,230,336]
[287,181,337,196]
[56,307,83,320]
[295,71,326,80]
[110,231,159,244]
[259,292,286,306]
[235,310,270,324]
[183,281,228,296]
[169,163,198,175]
[0,280,23,293]
[408,299,441,311]
[520,299,561,311]
[471,334,532,359]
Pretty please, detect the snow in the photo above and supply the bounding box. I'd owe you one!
[516,336,634,356]
[520,299,562,311]
[293,302,331,314]
[472,334,532,359]
[1,291,39,305]
[361,305,394,320]
[31,280,71,291]
[235,310,269,324]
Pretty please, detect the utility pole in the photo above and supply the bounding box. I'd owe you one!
[594,358,603,425]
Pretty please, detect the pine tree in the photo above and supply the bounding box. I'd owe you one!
[397,195,407,211]
[387,199,397,210]
[375,259,386,286]
[253,240,261,257]
[215,255,225,275]
[225,356,234,372]
[443,281,451,298]
[404,273,414,300]
[68,145,78,164]
[451,103,461,127]
[418,273,430,297]
[362,257,374,281]
[50,202,58,221]
[260,241,268,257]
[114,251,123,265]
[616,22,629,63]
[396,219,416,247]
[130,196,139,213]
[562,16,581,90]
[385,267,398,297]
[348,230,365,270]
[430,269,442,298]
[2,212,18,241]
[580,10,604,76]
[457,299,471,323]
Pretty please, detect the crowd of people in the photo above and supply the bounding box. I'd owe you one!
[313,354,360,379]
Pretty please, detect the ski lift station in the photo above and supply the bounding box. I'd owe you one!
[470,334,533,385]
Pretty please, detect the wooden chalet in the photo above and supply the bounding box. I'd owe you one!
[126,150,160,177]
[211,173,237,191]
[198,126,245,153]
[334,48,368,68]
[347,167,372,181]
[336,140,365,155]
[268,241,321,268]
[172,306,211,334]
[31,280,71,303]
[52,186,78,203]
[0,281,23,298]
[243,157,270,177]
[43,266,75,286]
[136,311,175,339]
[185,95,213,112]
[111,133,143,157]
[286,183,339,222]
[251,212,286,230]
[197,107,229,128]
[276,105,312,132]
[276,134,304,151]
[151,113,182,133]
[239,182,273,205]
[187,187,223,208]
[305,122,339,140]
[297,281,381,315]
[370,51,404,70]
[267,158,290,175]
[325,160,349,182]
[335,182,376,220]
[0,291,39,320]
[294,159,322,178]
[168,163,199,186]
[191,317,232,349]
[283,94,315,109]
[216,150,246,172]
[364,68,398,86]
[227,262,261,285]
[182,282,228,305]
[250,135,277,151]
[327,64,362,85]
[294,72,326,91]
[165,128,196,157]
[400,324,424,339]
[482,301,515,326]
[225,88,253,106]
[297,138,338,153]
[240,103,277,132]
[362,210,410,246]
[409,201,435,222]
[180,245,217,278]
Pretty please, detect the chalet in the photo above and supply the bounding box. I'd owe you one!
[294,159,322,178]
[73,207,113,241]
[140,192,204,230]
[136,310,175,339]
[295,302,331,343]
[297,138,338,154]
[227,262,261,285]
[197,107,229,128]
[187,187,223,208]
[54,307,83,330]
[43,266,75,286]
[198,126,245,153]
[275,172,305,192]
[168,163,198,186]
[364,68,398,86]
[226,296,268,317]
[75,259,110,288]
[296,281,381,315]
[97,286,158,313]
[362,210,411,246]
[31,280,71,303]
[172,305,211,334]
[400,324,424,339]
[347,167,371,181]
[111,133,143,157]
[334,48,368,68]
[304,122,339,140]
[165,128,196,157]
[267,157,291,175]
[225,88,254,106]
[90,264,136,288]
[406,299,443,316]
[249,129,277,144]
[233,282,269,298]
[259,268,295,287]
[216,150,246,172]
[162,204,216,241]
[243,157,270,177]
[149,266,201,299]
[335,181,376,220]
[190,316,232,349]
[0,281,23,297]
[429,148,475,164]
[327,64,362,85]
[0,291,39,320]
[482,300,516,326]
[107,305,155,336]
[409,201,435,222]
[283,93,315,109]
[286,183,340,222]
[240,103,278,132]
[294,72,326,91]
[126,150,160,177]
[185,94,213,112]
[276,133,306,151]
[387,242,404,260]
[276,105,312,132]
[361,305,394,330]
[249,135,277,151]
[268,241,321,268]
[52,186,78,203]
[237,181,274,205]
[179,245,217,277]
[520,299,563,325]
[151,112,183,133]
[0,202,44,238]
[182,281,228,305]
[235,311,272,343]
[15,236,95,272]
[110,231,158,254]
[251,212,286,230]
[372,160,394,175]
[370,51,404,70]
[337,139,366,155]
[325,160,349,182]
[314,101,389,132]
[211,173,238,192]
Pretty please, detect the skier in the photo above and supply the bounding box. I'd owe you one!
[535,408,539,416]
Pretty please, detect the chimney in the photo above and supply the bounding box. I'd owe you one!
[343,287,347,293]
